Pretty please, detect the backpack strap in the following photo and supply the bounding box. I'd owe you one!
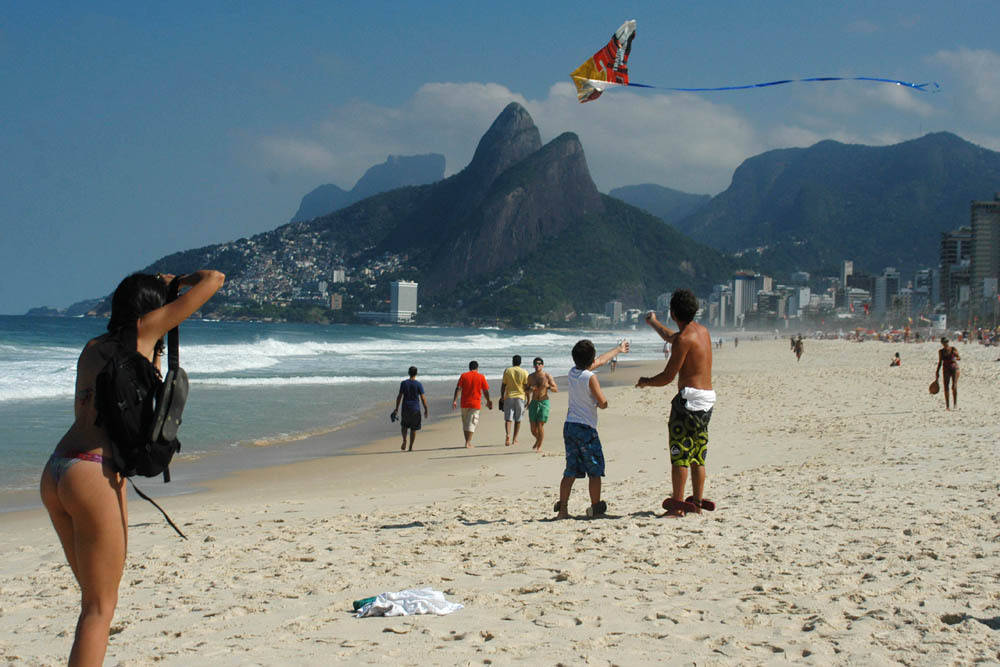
[166,277,182,372]
[161,276,183,484]
[128,478,187,539]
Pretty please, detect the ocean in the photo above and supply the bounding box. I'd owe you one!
[0,316,672,508]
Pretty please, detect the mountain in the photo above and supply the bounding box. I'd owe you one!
[608,184,711,232]
[138,103,733,324]
[680,132,1000,277]
[290,153,445,222]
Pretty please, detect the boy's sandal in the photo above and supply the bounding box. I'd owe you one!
[686,496,716,511]
[586,500,608,517]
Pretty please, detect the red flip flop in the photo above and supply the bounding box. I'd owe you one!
[686,496,716,511]
[662,497,700,515]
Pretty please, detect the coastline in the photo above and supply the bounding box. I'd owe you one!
[3,340,997,663]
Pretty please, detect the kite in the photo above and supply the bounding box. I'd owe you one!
[571,19,939,103]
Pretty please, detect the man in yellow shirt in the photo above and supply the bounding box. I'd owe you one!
[500,355,529,446]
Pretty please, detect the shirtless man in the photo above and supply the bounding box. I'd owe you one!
[636,289,717,518]
[526,357,558,451]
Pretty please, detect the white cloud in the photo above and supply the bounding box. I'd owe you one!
[930,47,1000,119]
[253,81,759,194]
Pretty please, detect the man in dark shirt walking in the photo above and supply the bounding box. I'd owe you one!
[393,366,429,451]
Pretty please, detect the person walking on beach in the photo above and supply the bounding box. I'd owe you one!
[500,355,528,446]
[636,289,716,518]
[935,337,960,410]
[40,270,224,666]
[452,361,492,448]
[526,357,558,452]
[555,339,629,519]
[394,366,428,451]
[794,335,804,362]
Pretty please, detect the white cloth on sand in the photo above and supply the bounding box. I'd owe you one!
[356,588,463,617]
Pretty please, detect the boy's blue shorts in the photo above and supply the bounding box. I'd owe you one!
[563,421,605,478]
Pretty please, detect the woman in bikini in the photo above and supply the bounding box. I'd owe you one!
[935,336,960,410]
[40,270,223,666]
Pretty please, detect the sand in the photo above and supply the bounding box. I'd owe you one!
[1,339,998,665]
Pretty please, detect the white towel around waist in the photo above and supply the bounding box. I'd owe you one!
[681,386,716,412]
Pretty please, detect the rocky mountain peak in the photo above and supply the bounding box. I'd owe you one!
[465,102,542,187]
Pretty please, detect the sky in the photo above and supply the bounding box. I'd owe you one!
[2,1,999,314]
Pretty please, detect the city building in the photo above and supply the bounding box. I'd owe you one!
[790,271,811,285]
[604,300,623,324]
[970,194,1000,318]
[732,271,757,327]
[332,269,346,283]
[841,260,854,288]
[939,226,973,320]
[330,293,343,310]
[390,280,418,323]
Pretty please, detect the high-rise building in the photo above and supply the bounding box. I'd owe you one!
[841,260,854,288]
[970,194,1000,317]
[940,226,973,318]
[604,300,623,323]
[732,271,757,325]
[332,269,346,283]
[390,281,418,323]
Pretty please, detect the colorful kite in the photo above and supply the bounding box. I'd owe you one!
[571,19,938,103]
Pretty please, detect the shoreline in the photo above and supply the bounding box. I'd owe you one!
[0,358,648,515]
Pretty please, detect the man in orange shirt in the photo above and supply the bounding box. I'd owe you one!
[452,360,493,448]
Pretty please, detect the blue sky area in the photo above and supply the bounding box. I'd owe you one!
[2,1,999,313]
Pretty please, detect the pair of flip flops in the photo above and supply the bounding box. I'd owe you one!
[662,496,716,516]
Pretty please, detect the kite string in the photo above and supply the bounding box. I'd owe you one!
[584,76,940,93]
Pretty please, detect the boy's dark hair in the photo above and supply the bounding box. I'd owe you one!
[533,357,543,366]
[468,360,478,370]
[408,366,418,377]
[670,289,699,323]
[571,339,596,370]
[512,355,521,366]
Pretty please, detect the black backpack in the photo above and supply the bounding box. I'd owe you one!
[95,281,189,537]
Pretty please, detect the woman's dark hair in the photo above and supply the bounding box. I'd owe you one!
[571,339,596,370]
[107,273,169,355]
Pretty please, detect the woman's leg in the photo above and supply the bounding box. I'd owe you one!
[40,463,81,580]
[951,369,959,407]
[57,462,128,667]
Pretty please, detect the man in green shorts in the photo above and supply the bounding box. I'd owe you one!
[526,357,558,451]
[636,289,717,517]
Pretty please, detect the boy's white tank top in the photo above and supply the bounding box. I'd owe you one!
[566,367,598,428]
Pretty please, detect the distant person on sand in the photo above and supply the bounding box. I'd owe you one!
[554,339,629,519]
[500,355,529,446]
[452,361,492,448]
[890,352,901,367]
[794,335,804,361]
[40,270,225,665]
[393,366,428,451]
[527,357,558,451]
[935,337,960,410]
[734,336,739,349]
[636,289,716,518]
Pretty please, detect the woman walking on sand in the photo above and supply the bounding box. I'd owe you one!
[39,270,223,666]
[935,336,960,410]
